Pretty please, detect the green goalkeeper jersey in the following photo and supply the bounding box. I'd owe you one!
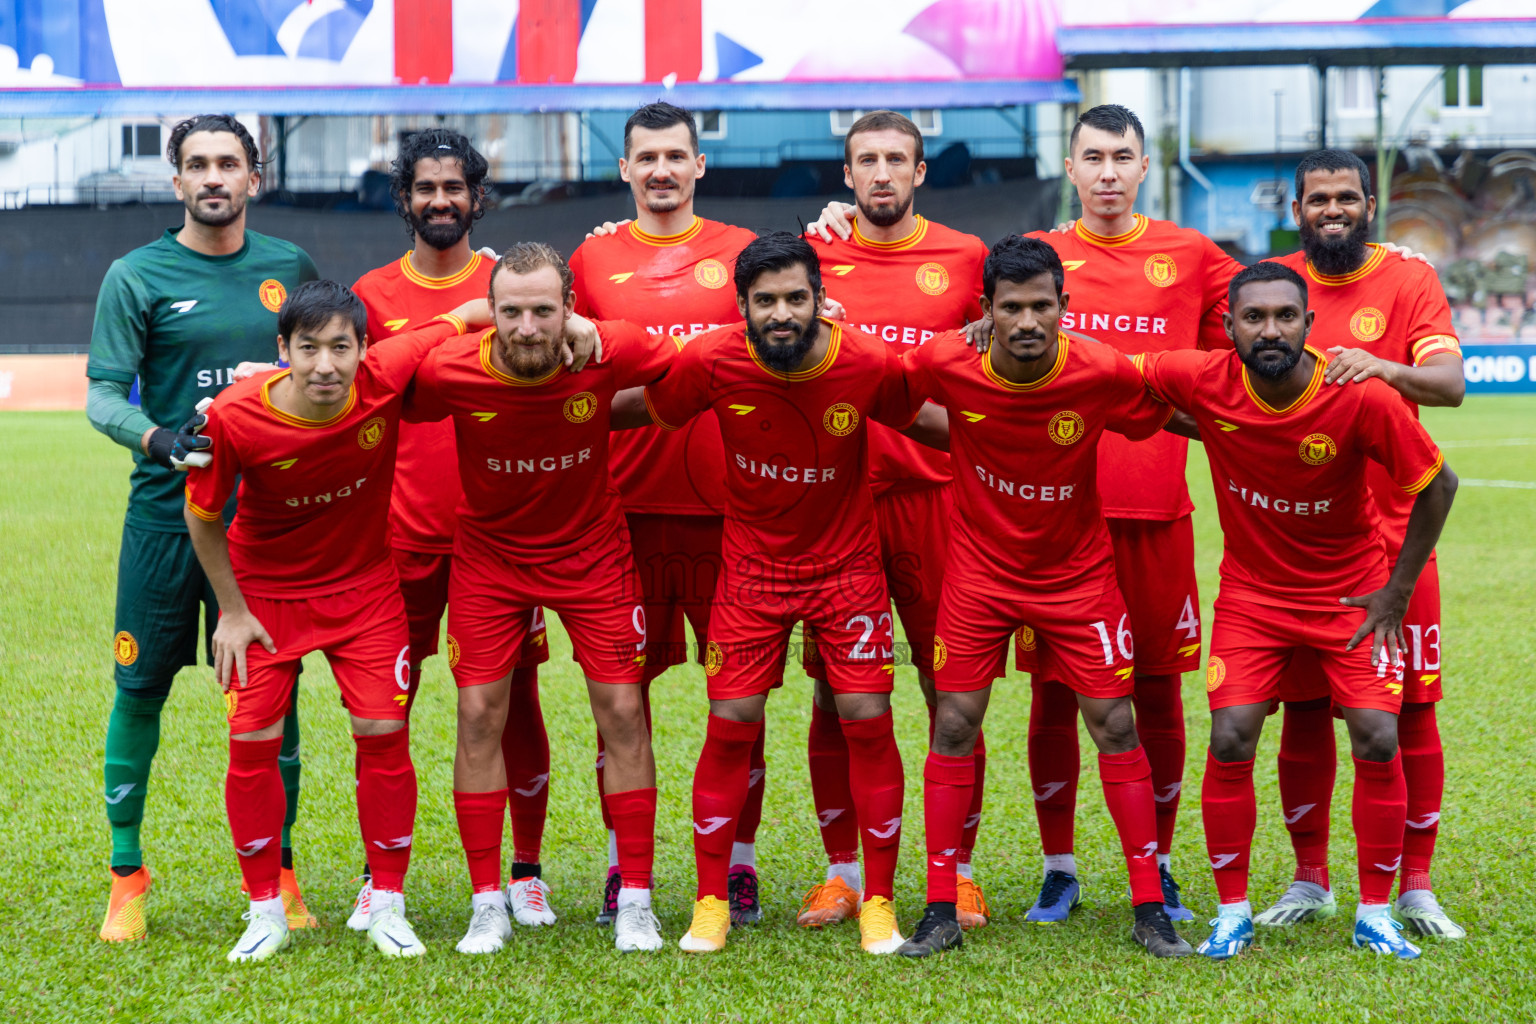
[87,227,319,533]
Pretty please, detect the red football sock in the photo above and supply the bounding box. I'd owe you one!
[1099,747,1164,906]
[691,714,760,900]
[606,787,657,890]
[1132,673,1185,856]
[807,700,859,864]
[958,729,986,867]
[1398,704,1443,893]
[1353,752,1407,905]
[1277,701,1336,888]
[355,729,416,893]
[1028,678,1080,856]
[923,751,974,904]
[453,788,507,894]
[503,666,549,865]
[227,736,284,902]
[734,721,766,846]
[597,679,654,833]
[841,710,905,902]
[1202,751,1256,905]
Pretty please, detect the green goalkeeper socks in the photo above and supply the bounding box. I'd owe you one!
[104,692,165,870]
[280,676,302,849]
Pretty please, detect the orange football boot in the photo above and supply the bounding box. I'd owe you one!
[99,866,152,942]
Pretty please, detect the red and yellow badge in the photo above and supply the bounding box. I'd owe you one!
[113,631,138,666]
[1298,432,1337,466]
[224,688,238,720]
[1143,254,1177,288]
[258,278,287,313]
[823,402,859,437]
[1015,625,1037,652]
[1350,306,1387,342]
[357,416,386,450]
[1206,656,1226,693]
[693,258,729,290]
[704,641,724,676]
[563,391,598,424]
[915,262,950,296]
[1047,410,1084,446]
[932,636,948,672]
[446,634,461,669]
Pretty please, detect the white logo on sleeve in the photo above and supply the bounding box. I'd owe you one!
[170,300,199,314]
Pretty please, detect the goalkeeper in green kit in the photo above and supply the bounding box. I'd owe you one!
[86,115,319,941]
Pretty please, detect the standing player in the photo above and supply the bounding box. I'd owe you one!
[1261,149,1466,937]
[569,103,762,925]
[798,111,991,929]
[350,129,558,931]
[895,235,1192,960]
[404,243,667,955]
[633,232,932,956]
[184,281,479,960]
[1138,261,1456,961]
[86,114,318,941]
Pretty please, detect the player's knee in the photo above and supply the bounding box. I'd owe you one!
[1208,711,1261,763]
[931,700,980,755]
[832,690,889,723]
[1346,713,1398,763]
[351,716,405,737]
[456,686,509,747]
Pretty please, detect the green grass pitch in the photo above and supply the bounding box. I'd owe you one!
[2,400,1533,1023]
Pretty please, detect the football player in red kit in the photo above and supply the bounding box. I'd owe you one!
[1138,261,1456,961]
[1261,149,1466,938]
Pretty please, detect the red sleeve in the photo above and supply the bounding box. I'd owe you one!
[1355,381,1446,495]
[1137,349,1206,411]
[1106,350,1173,440]
[569,244,596,318]
[1404,272,1461,366]
[1197,238,1243,352]
[605,319,676,389]
[368,317,464,395]
[643,336,711,430]
[402,345,452,423]
[184,399,242,523]
[870,341,923,429]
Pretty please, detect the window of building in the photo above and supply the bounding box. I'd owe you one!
[1443,65,1485,109]
[910,108,943,135]
[697,110,726,139]
[830,109,865,135]
[1336,68,1378,117]
[121,123,161,160]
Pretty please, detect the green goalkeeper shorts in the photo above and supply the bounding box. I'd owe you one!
[112,522,218,699]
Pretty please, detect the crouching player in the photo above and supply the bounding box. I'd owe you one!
[1137,261,1456,960]
[184,280,486,961]
[897,235,1192,959]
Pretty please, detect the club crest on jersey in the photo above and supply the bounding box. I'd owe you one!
[705,641,724,676]
[823,402,859,436]
[447,634,461,669]
[694,258,729,290]
[1048,410,1085,446]
[1206,656,1226,692]
[1350,306,1387,342]
[1016,625,1037,652]
[1298,432,1337,466]
[1144,254,1177,288]
[564,391,598,424]
[932,636,948,672]
[225,688,238,720]
[258,278,287,312]
[113,630,139,666]
[357,416,387,450]
[915,262,950,296]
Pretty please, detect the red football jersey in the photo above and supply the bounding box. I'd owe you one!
[571,217,756,516]
[905,331,1171,600]
[1030,214,1244,522]
[186,319,463,598]
[808,215,987,497]
[352,251,494,554]
[643,320,915,587]
[404,320,672,563]
[1139,347,1444,609]
[1273,244,1460,550]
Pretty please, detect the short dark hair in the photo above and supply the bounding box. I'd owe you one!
[390,128,490,225]
[1228,260,1308,309]
[277,280,368,343]
[734,231,822,300]
[489,241,575,302]
[167,115,260,173]
[624,102,698,156]
[844,110,924,166]
[1294,148,1374,204]
[982,235,1064,301]
[1069,104,1145,154]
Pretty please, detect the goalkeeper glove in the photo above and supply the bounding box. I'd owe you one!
[145,397,214,470]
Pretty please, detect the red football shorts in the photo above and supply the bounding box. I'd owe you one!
[1275,557,1441,706]
[805,483,952,681]
[393,547,547,669]
[447,529,645,687]
[1014,515,1201,676]
[225,583,411,733]
[706,571,895,701]
[936,577,1136,699]
[625,512,723,683]
[1207,591,1406,715]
